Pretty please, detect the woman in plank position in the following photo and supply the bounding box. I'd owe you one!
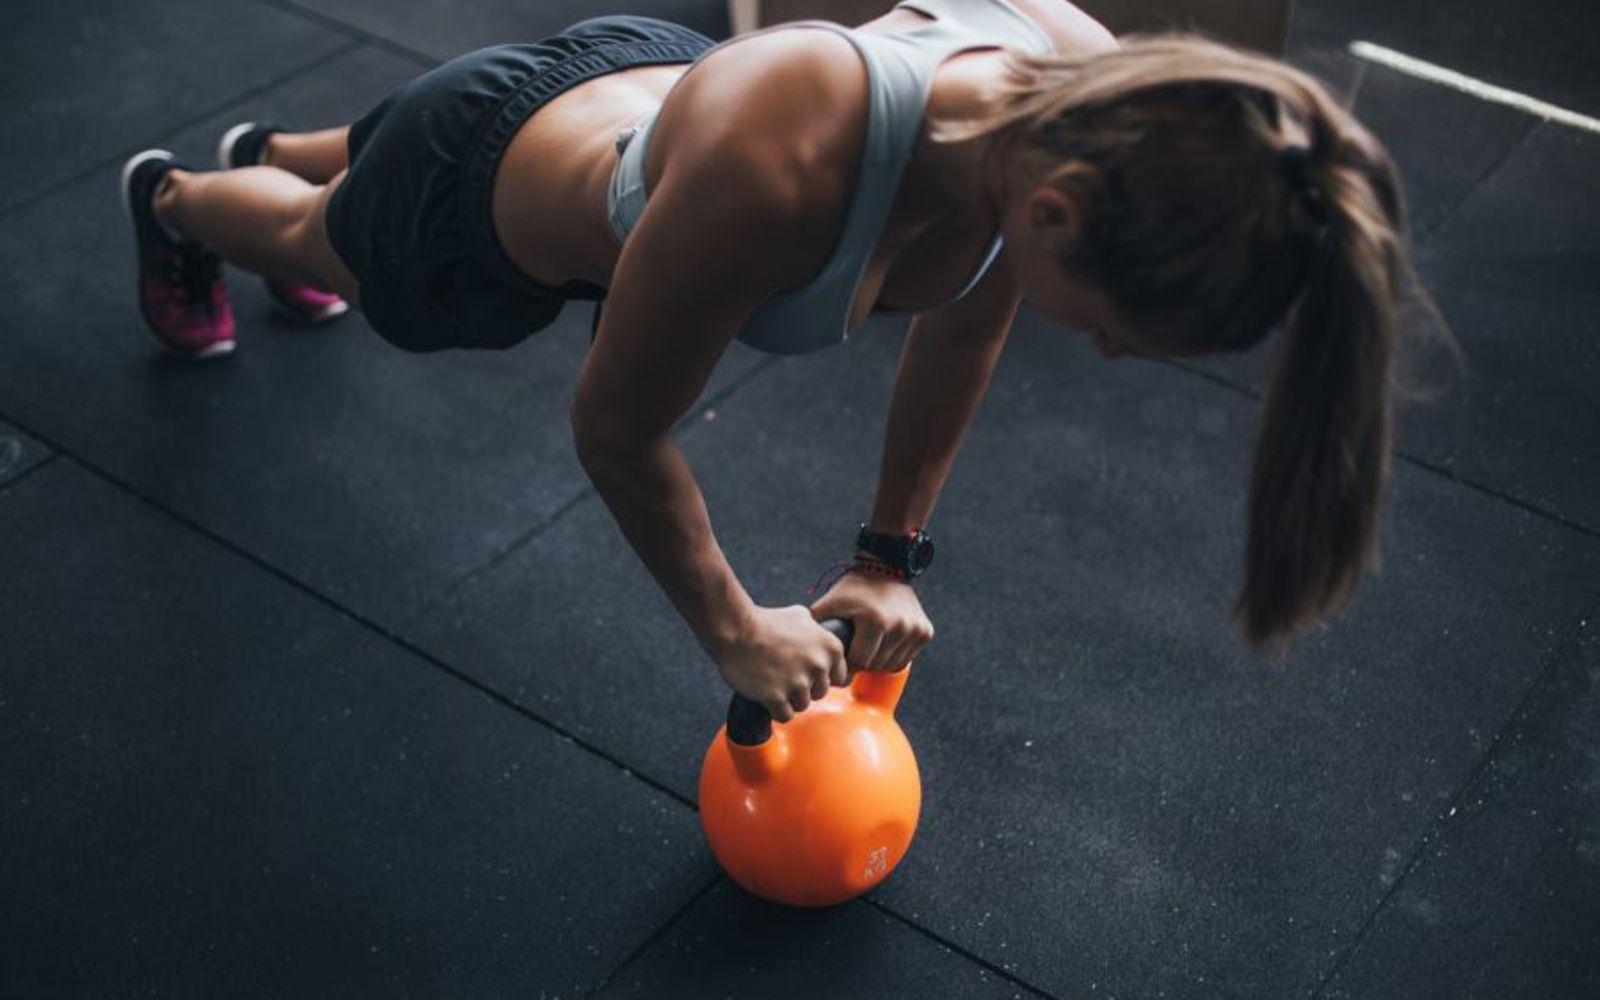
[120,1,1430,717]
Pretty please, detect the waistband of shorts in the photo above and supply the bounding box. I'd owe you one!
[459,35,714,304]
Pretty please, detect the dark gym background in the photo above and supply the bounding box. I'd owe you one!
[2,0,1597,996]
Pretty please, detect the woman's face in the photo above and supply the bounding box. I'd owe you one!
[999,177,1179,361]
[1018,256,1143,359]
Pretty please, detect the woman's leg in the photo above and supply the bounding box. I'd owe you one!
[152,166,360,305]
[259,127,350,184]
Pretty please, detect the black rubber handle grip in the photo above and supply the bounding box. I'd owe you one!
[725,618,855,747]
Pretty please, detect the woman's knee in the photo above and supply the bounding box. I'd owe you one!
[299,174,361,304]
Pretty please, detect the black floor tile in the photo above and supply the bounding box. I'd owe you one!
[0,459,710,997]
[597,881,1033,999]
[405,317,1600,994]
[1292,0,1600,118]
[0,0,345,215]
[0,419,50,489]
[0,43,765,628]
[1401,123,1600,535]
[1323,621,1600,999]
[296,0,730,62]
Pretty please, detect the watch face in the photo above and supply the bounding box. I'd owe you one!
[907,534,935,572]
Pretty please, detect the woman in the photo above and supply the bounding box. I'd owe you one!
[118,1,1432,719]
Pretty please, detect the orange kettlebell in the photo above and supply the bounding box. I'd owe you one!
[698,619,921,907]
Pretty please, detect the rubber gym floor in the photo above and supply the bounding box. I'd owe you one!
[3,1,1597,996]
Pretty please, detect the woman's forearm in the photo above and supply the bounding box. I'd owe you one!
[578,435,756,653]
[868,318,1012,534]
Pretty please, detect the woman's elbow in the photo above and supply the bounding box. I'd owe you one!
[570,405,651,479]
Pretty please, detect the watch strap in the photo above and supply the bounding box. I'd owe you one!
[855,524,933,578]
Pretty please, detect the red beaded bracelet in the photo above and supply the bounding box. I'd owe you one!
[849,557,911,583]
[806,556,912,597]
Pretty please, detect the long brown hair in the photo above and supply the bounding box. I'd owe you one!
[931,35,1449,648]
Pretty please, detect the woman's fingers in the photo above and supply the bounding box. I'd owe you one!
[885,638,918,672]
[809,661,832,701]
[871,620,934,672]
[757,615,932,729]
[848,620,885,673]
[786,684,813,715]
[825,629,850,687]
[875,635,910,673]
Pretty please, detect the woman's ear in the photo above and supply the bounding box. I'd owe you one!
[1023,178,1085,251]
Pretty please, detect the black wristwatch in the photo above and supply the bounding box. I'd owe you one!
[855,524,936,580]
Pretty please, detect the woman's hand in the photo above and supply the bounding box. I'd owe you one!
[810,569,934,674]
[711,605,849,722]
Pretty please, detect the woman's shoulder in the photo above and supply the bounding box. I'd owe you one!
[647,27,870,264]
[656,26,866,188]
[1005,0,1117,54]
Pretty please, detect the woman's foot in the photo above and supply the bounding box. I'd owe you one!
[120,150,236,360]
[217,122,350,326]
[263,278,350,323]
[215,121,283,172]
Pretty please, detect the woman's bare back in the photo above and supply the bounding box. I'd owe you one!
[493,61,688,292]
[492,2,1103,323]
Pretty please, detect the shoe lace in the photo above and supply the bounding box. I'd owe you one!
[166,243,223,305]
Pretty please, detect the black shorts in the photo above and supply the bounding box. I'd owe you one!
[324,16,716,352]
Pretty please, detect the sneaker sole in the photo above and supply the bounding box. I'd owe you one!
[215,121,259,170]
[268,283,350,321]
[163,338,237,360]
[119,148,173,222]
[121,149,237,361]
[270,294,350,325]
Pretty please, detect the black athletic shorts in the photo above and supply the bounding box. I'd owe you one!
[324,15,716,352]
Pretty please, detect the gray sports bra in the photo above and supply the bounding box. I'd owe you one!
[605,0,1055,355]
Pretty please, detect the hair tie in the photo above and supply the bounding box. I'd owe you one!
[1280,143,1326,222]
[1280,143,1311,185]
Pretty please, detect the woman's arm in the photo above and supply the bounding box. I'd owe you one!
[812,251,1022,671]
[571,89,852,720]
[869,253,1022,534]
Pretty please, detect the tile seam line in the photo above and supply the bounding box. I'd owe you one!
[403,485,595,627]
[1414,121,1543,249]
[406,352,787,623]
[857,895,1064,999]
[591,870,1062,999]
[586,873,724,997]
[1390,448,1599,541]
[599,796,1060,1000]
[0,412,697,811]
[243,0,438,67]
[0,452,63,499]
[1310,590,1600,996]
[0,39,362,226]
[1160,359,1600,544]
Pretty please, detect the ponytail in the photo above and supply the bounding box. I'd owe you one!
[1236,128,1410,647]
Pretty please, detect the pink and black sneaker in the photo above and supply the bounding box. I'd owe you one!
[217,122,350,325]
[121,149,236,360]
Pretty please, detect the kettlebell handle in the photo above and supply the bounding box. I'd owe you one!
[726,618,855,747]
